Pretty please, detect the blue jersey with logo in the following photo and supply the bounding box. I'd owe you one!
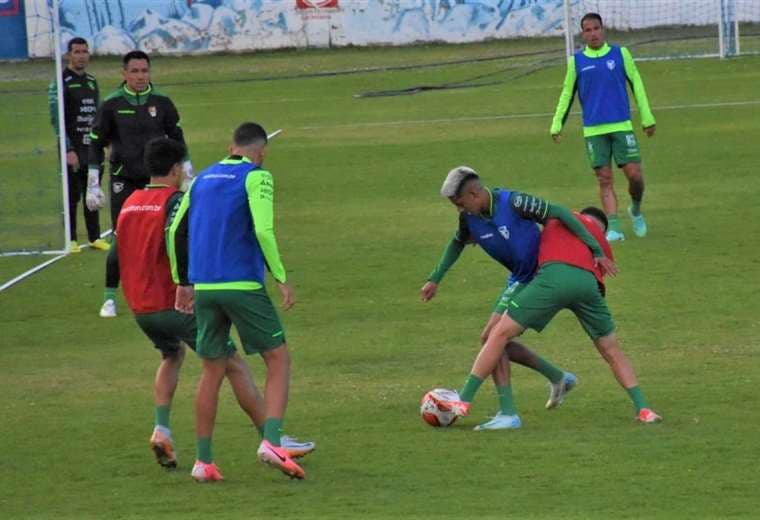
[459,189,540,284]
[187,160,266,285]
[574,45,631,126]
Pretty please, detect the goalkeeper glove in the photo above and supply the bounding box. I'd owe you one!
[85,168,106,211]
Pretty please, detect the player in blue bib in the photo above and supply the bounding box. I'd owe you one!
[551,12,657,241]
[421,166,604,430]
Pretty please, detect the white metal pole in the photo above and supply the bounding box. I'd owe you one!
[563,0,574,58]
[52,0,72,252]
[718,0,726,58]
[734,18,740,56]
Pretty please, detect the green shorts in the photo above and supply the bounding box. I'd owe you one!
[493,280,526,314]
[195,288,286,359]
[505,263,615,340]
[134,310,197,358]
[585,131,641,169]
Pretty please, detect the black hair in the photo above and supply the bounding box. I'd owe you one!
[144,137,186,178]
[580,12,603,29]
[233,122,268,147]
[123,50,150,68]
[67,37,88,53]
[581,206,608,231]
[455,173,480,198]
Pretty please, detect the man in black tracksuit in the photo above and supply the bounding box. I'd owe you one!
[48,37,108,252]
[87,50,193,317]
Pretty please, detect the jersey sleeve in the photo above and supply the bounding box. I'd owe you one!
[48,79,72,151]
[246,170,287,284]
[509,192,604,258]
[163,97,190,160]
[167,190,190,285]
[621,47,656,128]
[550,57,578,135]
[88,101,111,170]
[427,213,470,284]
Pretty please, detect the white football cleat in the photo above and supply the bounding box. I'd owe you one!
[280,435,316,459]
[546,372,578,409]
[473,413,522,431]
[99,299,117,318]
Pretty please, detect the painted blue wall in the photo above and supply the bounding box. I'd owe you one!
[0,0,28,59]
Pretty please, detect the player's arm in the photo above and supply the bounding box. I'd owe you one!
[167,191,191,285]
[509,192,604,258]
[84,102,111,209]
[47,80,72,151]
[164,97,194,182]
[550,58,578,138]
[621,47,656,130]
[427,213,470,284]
[246,170,286,283]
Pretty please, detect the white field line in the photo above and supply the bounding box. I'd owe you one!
[297,99,760,131]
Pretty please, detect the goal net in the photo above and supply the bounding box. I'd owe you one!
[0,0,70,257]
[565,0,760,60]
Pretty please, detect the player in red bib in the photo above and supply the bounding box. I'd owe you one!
[439,206,661,425]
[114,137,314,479]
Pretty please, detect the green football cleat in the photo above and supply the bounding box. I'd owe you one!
[627,207,648,238]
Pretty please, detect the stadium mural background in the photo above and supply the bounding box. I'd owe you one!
[21,0,760,58]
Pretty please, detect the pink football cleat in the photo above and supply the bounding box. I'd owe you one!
[191,460,224,482]
[257,440,305,480]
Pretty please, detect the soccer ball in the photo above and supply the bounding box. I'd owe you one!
[420,388,460,427]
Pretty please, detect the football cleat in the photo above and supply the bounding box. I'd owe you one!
[637,408,662,424]
[99,299,117,318]
[149,427,177,469]
[627,207,648,238]
[69,241,81,253]
[429,393,470,417]
[605,230,626,242]
[191,460,224,482]
[280,435,316,459]
[473,413,522,431]
[546,372,578,409]
[257,440,305,480]
[89,238,111,251]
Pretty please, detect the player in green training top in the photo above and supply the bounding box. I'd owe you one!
[550,12,656,242]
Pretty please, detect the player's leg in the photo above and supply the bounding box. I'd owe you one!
[613,131,647,238]
[587,134,624,241]
[66,165,81,251]
[223,353,316,458]
[101,178,143,316]
[223,289,304,478]
[571,275,661,423]
[191,290,235,482]
[135,310,194,468]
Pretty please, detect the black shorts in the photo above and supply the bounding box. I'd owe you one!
[110,174,148,228]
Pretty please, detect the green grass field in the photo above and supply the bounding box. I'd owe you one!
[1,40,759,518]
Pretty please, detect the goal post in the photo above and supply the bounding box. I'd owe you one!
[0,0,71,257]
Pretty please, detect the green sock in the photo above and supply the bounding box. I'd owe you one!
[197,437,213,464]
[535,357,564,384]
[630,199,642,216]
[607,214,622,233]
[155,405,171,428]
[626,386,649,412]
[459,374,484,403]
[496,385,518,416]
[263,418,283,446]
[104,287,116,302]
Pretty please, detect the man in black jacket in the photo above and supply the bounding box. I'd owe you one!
[48,37,109,253]
[87,50,193,317]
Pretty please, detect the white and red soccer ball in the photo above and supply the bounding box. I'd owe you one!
[420,388,460,427]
